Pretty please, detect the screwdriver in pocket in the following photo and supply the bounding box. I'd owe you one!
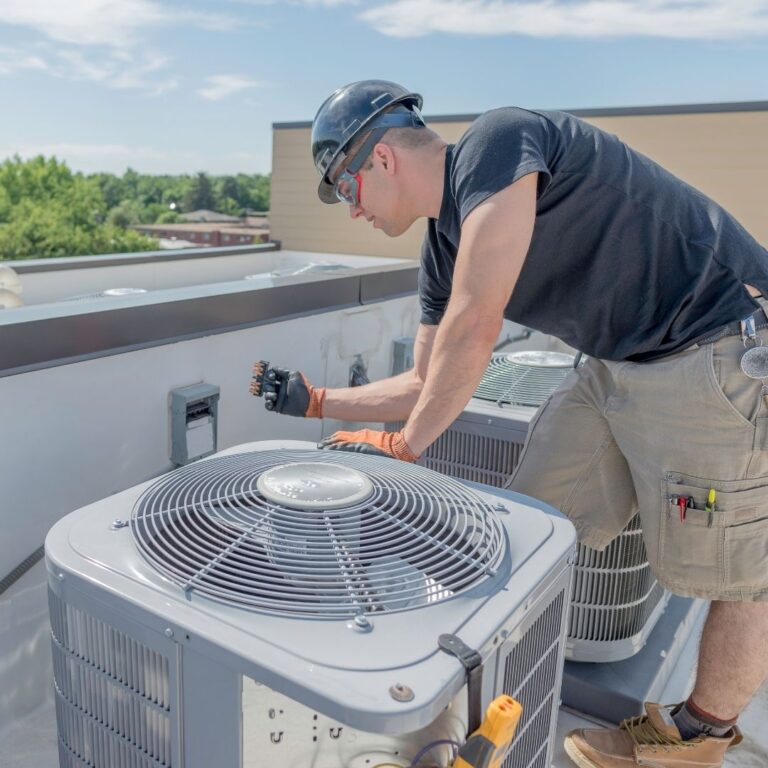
[705,488,716,528]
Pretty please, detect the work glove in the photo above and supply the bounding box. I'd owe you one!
[318,429,418,462]
[250,361,325,418]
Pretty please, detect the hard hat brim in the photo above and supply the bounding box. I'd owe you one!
[318,177,341,205]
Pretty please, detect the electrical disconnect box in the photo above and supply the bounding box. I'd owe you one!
[391,337,415,376]
[170,383,220,465]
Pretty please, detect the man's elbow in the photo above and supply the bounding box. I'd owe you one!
[461,312,504,346]
[446,299,504,343]
[410,365,427,393]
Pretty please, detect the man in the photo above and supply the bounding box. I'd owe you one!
[262,80,768,768]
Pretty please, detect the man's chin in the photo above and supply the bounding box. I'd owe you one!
[383,219,415,238]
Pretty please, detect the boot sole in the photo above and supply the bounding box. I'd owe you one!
[563,736,605,768]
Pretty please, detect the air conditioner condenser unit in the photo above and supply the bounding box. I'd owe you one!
[389,350,670,663]
[46,441,575,768]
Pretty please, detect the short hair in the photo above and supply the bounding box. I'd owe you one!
[345,122,441,172]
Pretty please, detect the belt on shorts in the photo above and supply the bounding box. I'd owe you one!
[694,304,768,347]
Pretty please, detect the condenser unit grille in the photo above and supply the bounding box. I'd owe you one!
[569,514,665,642]
[131,450,506,619]
[501,587,566,768]
[421,430,523,487]
[474,352,574,407]
[48,591,172,767]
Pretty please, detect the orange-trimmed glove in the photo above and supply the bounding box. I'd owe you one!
[251,362,325,418]
[318,429,419,462]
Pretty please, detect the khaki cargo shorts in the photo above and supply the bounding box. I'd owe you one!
[508,317,768,602]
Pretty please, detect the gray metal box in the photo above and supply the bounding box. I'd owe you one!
[170,382,220,465]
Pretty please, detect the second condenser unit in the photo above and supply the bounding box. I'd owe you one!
[390,348,669,663]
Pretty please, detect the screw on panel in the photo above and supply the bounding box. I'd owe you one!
[348,614,373,633]
[110,519,129,530]
[164,628,174,638]
[389,684,414,702]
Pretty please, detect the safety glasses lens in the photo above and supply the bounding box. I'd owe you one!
[334,171,359,206]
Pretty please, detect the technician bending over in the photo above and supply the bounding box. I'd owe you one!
[259,80,768,768]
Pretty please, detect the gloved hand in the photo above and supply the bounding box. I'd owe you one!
[318,429,418,462]
[251,362,325,418]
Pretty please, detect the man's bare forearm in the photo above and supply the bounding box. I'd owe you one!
[403,309,499,456]
[322,370,423,422]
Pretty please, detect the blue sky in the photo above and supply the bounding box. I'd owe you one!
[0,0,766,176]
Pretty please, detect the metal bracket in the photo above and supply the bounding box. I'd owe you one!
[439,633,483,734]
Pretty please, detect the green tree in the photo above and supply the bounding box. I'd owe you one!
[0,186,11,223]
[0,157,272,260]
[0,156,157,259]
[107,199,142,228]
[156,210,181,224]
[182,172,215,212]
[93,172,125,209]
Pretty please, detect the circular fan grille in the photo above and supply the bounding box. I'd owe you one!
[474,351,575,407]
[131,450,506,618]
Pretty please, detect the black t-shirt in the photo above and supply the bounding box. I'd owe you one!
[419,107,768,362]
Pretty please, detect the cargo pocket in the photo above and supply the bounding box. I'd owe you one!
[661,473,768,595]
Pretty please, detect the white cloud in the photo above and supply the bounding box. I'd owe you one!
[359,0,768,39]
[0,0,237,48]
[0,0,240,94]
[198,74,265,101]
[0,45,48,75]
[29,47,177,94]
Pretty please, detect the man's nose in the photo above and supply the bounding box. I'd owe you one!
[349,204,363,219]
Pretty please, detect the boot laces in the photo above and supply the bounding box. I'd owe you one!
[619,714,699,752]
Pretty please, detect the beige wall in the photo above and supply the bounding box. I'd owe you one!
[270,108,768,258]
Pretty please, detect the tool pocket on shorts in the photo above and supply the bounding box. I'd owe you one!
[661,472,768,593]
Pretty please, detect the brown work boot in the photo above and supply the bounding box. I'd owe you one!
[563,702,742,767]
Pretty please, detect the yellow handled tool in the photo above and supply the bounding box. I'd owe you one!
[453,695,523,768]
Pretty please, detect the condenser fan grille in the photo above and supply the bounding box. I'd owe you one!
[474,351,575,407]
[131,450,506,618]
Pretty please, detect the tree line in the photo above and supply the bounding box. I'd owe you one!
[0,156,271,260]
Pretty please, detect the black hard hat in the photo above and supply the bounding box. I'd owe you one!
[312,80,424,204]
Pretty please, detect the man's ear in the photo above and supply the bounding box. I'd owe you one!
[373,143,396,175]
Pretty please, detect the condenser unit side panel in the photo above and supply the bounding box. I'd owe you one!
[47,571,182,768]
[493,565,571,768]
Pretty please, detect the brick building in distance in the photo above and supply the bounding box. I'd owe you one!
[134,209,270,248]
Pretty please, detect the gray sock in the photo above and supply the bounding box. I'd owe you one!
[671,700,735,740]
